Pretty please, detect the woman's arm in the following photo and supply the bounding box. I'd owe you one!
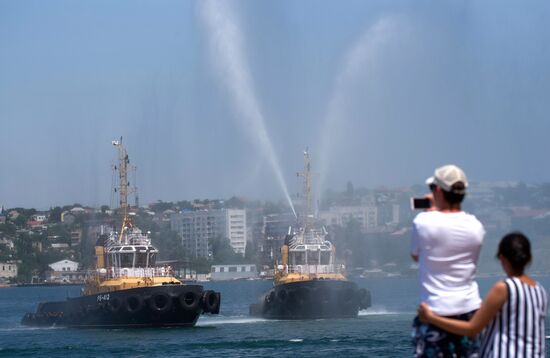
[418,281,508,337]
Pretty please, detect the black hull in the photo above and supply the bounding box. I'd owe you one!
[249,279,371,320]
[21,284,220,328]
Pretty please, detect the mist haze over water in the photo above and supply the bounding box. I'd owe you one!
[1,1,550,210]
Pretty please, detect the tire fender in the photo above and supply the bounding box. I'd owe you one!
[148,292,173,313]
[126,294,144,313]
[265,290,275,304]
[202,290,221,314]
[107,297,122,313]
[179,291,200,311]
[358,288,371,309]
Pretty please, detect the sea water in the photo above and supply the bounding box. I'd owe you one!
[1,277,549,357]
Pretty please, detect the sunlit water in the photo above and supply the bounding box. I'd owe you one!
[1,277,549,357]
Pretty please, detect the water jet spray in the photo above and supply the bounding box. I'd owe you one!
[316,17,404,204]
[199,0,296,218]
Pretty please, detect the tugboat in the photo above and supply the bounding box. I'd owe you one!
[249,149,371,319]
[21,139,220,328]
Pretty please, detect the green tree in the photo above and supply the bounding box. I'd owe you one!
[48,207,62,223]
[13,214,27,228]
[190,257,211,274]
[149,201,174,213]
[0,222,16,235]
[210,235,244,264]
[175,200,193,210]
[0,243,13,261]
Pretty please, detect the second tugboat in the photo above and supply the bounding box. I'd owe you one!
[21,139,221,328]
[250,150,371,319]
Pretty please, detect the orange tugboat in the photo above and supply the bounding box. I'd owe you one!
[22,139,220,327]
[250,150,370,319]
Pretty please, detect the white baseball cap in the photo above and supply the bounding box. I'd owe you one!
[426,164,468,194]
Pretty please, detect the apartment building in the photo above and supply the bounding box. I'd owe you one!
[171,209,247,258]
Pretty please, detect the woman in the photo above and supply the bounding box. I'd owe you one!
[418,232,547,357]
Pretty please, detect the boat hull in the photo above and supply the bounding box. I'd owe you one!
[21,284,220,328]
[249,279,370,319]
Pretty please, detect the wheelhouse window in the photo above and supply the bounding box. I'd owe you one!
[135,253,149,267]
[307,251,319,265]
[320,252,331,265]
[148,253,156,266]
[291,252,305,265]
[120,253,134,268]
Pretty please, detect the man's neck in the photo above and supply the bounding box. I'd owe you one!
[438,203,461,212]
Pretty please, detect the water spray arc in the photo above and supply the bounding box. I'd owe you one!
[316,17,404,203]
[199,0,296,218]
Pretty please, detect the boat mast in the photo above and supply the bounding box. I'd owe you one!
[297,148,313,230]
[112,137,132,241]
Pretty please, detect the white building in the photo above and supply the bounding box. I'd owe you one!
[171,210,224,259]
[49,259,79,272]
[30,214,47,222]
[319,205,378,231]
[47,259,84,283]
[0,261,18,282]
[171,209,248,258]
[210,264,257,281]
[226,209,247,255]
[51,243,70,249]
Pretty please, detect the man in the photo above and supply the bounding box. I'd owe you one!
[411,164,485,357]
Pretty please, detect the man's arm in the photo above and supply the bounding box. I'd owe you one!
[410,221,420,262]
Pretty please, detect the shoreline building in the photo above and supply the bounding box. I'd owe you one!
[226,209,247,255]
[318,205,379,231]
[210,264,257,281]
[0,261,18,284]
[46,259,85,283]
[171,209,247,258]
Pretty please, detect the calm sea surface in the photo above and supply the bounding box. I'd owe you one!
[1,276,549,357]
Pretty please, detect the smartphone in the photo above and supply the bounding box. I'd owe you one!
[411,197,431,210]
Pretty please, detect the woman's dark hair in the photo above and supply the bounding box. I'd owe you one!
[497,232,532,274]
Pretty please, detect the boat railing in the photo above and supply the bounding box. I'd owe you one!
[286,264,345,275]
[99,266,174,279]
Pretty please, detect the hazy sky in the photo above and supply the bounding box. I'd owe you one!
[1,0,549,209]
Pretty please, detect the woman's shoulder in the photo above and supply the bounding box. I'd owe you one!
[492,280,509,294]
[504,276,547,294]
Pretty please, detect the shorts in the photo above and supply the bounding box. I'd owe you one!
[411,311,480,358]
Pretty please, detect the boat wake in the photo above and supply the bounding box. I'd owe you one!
[197,316,268,326]
[359,306,404,316]
[0,325,64,332]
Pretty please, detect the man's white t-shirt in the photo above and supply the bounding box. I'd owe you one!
[411,211,485,316]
